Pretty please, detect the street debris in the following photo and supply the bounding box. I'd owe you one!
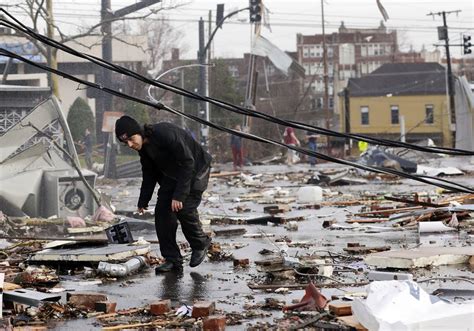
[1,159,473,329]
[352,280,474,330]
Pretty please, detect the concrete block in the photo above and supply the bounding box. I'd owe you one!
[365,247,474,269]
[192,301,215,318]
[150,299,171,315]
[67,292,108,310]
[95,301,116,313]
[233,258,250,268]
[203,315,226,331]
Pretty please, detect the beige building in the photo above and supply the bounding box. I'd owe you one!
[0,32,147,118]
[340,62,452,147]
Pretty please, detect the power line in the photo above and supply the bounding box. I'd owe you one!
[1,11,472,158]
[1,47,472,193]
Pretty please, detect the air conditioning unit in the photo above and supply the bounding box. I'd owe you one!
[41,169,96,218]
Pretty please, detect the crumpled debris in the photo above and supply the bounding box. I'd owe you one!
[92,205,115,222]
[66,216,86,228]
[207,242,234,261]
[448,212,459,228]
[282,282,328,312]
[175,304,192,317]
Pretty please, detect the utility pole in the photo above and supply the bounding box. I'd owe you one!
[197,5,248,148]
[101,0,162,178]
[197,17,208,147]
[243,0,262,129]
[321,0,330,155]
[46,0,59,97]
[427,10,461,147]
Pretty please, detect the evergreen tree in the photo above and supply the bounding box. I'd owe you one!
[67,97,94,142]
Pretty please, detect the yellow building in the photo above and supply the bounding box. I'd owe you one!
[340,63,452,147]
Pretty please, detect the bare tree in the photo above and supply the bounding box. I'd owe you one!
[5,0,183,96]
[139,17,187,72]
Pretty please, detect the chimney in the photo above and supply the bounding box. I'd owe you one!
[171,48,180,61]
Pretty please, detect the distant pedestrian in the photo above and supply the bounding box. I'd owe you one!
[115,115,212,274]
[283,127,300,165]
[230,124,244,170]
[358,140,368,154]
[306,131,318,166]
[83,128,93,170]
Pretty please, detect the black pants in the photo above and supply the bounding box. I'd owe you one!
[154,190,210,264]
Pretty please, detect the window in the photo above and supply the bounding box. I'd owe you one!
[328,47,333,58]
[303,46,309,58]
[361,45,367,57]
[361,106,369,125]
[391,105,399,124]
[228,65,239,78]
[425,105,434,124]
[309,46,316,58]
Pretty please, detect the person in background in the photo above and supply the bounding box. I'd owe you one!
[358,140,369,154]
[305,131,318,166]
[230,124,244,170]
[115,115,212,274]
[283,126,300,165]
[83,128,93,170]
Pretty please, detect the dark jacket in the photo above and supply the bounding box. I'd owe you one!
[137,123,212,208]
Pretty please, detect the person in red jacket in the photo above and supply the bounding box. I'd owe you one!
[115,116,212,273]
[283,127,300,165]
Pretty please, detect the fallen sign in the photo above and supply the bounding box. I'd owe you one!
[364,247,474,269]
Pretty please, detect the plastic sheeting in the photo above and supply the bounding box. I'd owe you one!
[352,280,474,331]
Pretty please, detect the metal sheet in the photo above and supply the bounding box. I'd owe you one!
[3,288,61,307]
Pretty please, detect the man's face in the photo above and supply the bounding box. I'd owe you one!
[123,134,144,151]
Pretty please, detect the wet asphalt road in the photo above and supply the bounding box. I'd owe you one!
[53,159,474,330]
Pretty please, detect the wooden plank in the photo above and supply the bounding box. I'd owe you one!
[248,281,369,290]
[353,206,423,217]
[344,246,391,254]
[384,195,446,207]
[338,315,368,331]
[210,171,241,178]
[346,218,389,224]
[328,301,352,316]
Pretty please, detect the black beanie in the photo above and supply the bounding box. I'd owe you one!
[115,115,141,142]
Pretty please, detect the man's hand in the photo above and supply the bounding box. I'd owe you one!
[137,207,146,214]
[171,200,183,212]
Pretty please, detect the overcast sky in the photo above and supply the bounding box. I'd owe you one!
[3,0,473,59]
[168,0,473,59]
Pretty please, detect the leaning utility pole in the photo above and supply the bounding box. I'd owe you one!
[102,0,162,178]
[427,10,461,147]
[321,0,330,154]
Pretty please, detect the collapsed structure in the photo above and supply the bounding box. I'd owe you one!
[0,86,96,218]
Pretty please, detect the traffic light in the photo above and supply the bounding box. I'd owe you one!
[249,0,262,23]
[463,35,472,55]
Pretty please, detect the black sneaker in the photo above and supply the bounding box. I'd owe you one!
[155,261,183,274]
[189,239,212,268]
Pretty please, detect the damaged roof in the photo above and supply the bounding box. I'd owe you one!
[347,62,447,97]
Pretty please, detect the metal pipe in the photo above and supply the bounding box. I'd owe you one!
[97,256,147,277]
